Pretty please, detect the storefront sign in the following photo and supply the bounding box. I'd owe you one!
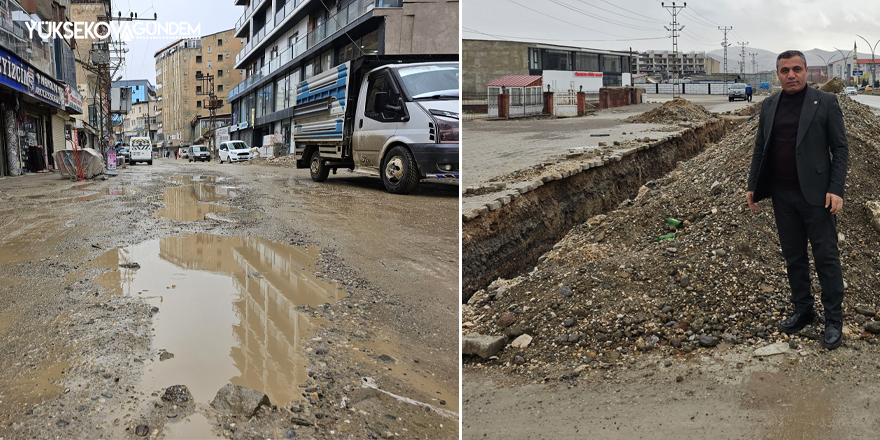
[574,72,603,78]
[64,85,84,114]
[238,122,248,130]
[0,45,64,109]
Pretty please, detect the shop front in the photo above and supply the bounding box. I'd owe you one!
[0,44,72,177]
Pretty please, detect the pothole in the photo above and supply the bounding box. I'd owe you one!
[93,234,344,405]
[156,176,241,221]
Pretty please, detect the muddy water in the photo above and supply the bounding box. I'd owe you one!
[155,183,238,221]
[95,234,343,405]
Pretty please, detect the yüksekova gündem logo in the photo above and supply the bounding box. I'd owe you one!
[26,21,201,41]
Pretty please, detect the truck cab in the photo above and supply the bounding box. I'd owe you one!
[294,55,459,194]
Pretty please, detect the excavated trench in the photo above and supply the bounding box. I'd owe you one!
[462,118,739,302]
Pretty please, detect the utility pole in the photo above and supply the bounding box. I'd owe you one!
[749,52,758,74]
[662,1,686,99]
[719,26,732,93]
[738,41,748,78]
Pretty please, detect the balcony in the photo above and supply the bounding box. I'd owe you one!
[234,0,378,70]
[235,0,268,37]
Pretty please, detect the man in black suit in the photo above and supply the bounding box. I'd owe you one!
[746,50,849,350]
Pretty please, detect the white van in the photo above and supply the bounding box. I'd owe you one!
[130,137,152,165]
[218,141,252,163]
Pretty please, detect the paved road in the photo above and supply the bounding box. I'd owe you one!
[462,94,764,192]
[849,93,880,114]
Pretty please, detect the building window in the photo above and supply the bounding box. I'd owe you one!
[218,54,223,62]
[218,85,224,92]
[529,48,541,70]
[196,86,202,94]
[196,56,202,63]
[218,69,223,78]
[197,101,202,108]
[542,50,571,70]
[575,53,599,72]
[208,46,212,53]
[218,39,223,46]
[196,71,202,78]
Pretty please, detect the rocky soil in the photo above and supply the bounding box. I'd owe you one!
[462,93,880,381]
[625,98,715,124]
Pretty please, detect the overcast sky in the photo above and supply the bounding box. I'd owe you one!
[463,0,880,60]
[114,0,242,83]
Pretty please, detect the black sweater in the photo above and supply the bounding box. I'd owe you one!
[769,86,807,191]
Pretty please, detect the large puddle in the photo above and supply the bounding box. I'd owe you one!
[156,175,240,221]
[94,234,343,405]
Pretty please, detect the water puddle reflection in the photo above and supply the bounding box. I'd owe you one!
[156,176,240,221]
[163,412,216,439]
[94,234,343,405]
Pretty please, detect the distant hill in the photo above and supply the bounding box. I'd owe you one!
[706,47,874,72]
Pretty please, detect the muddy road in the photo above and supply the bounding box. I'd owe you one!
[0,158,458,439]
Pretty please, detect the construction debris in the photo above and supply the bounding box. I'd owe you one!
[819,77,845,94]
[625,98,715,124]
[463,94,880,378]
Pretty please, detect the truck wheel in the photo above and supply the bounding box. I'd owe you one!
[148,160,153,166]
[310,150,329,182]
[382,146,419,194]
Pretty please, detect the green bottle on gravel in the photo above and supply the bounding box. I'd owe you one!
[655,233,676,241]
[664,217,683,228]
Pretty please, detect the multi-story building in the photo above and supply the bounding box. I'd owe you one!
[631,50,720,81]
[154,29,243,150]
[70,0,110,150]
[227,0,458,148]
[111,79,158,146]
[0,0,84,177]
[462,39,633,95]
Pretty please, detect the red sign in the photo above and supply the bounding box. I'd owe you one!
[574,72,603,77]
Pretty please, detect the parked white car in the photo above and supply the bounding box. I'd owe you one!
[845,87,858,96]
[218,141,252,163]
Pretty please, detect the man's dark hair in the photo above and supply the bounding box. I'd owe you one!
[776,50,807,70]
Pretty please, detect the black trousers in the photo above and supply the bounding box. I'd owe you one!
[771,189,844,322]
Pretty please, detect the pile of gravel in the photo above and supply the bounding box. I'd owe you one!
[625,98,715,124]
[463,94,880,376]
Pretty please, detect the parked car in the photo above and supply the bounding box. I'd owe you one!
[866,86,873,92]
[728,83,747,102]
[845,87,858,96]
[188,145,211,162]
[218,141,252,163]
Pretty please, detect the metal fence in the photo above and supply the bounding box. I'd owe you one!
[463,93,491,121]
[463,92,547,120]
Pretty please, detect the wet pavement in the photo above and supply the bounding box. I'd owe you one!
[0,158,459,439]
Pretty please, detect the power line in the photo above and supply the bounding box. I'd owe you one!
[594,0,667,24]
[462,26,668,43]
[504,0,659,39]
[688,5,721,26]
[662,1,686,98]
[680,10,716,28]
[548,0,662,32]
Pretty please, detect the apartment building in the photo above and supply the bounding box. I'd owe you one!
[0,0,84,177]
[632,50,721,80]
[111,79,158,145]
[154,29,243,149]
[227,0,458,148]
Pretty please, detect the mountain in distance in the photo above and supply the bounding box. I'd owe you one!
[706,47,876,72]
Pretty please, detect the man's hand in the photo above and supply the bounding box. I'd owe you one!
[746,191,759,211]
[825,193,844,214]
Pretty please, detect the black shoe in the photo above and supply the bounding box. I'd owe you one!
[822,320,843,349]
[778,311,816,334]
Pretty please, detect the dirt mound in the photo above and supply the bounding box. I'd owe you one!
[820,77,845,94]
[625,98,714,124]
[463,95,880,378]
[732,102,762,116]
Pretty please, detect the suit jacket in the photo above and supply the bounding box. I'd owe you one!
[747,86,848,207]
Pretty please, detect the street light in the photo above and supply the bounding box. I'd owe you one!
[814,53,838,84]
[834,47,854,85]
[857,34,880,93]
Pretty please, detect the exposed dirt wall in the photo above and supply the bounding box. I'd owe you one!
[462,119,736,301]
